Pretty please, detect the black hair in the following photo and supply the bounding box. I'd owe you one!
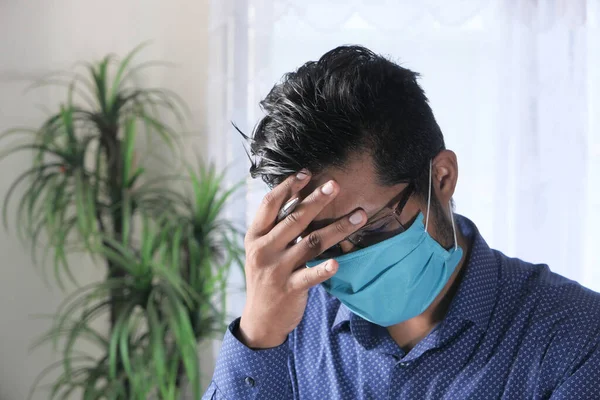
[240,45,445,200]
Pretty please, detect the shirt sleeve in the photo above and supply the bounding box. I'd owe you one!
[201,317,293,400]
[201,381,219,400]
[549,344,600,399]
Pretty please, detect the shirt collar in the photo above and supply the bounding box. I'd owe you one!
[330,214,499,333]
[443,214,499,331]
[332,302,352,333]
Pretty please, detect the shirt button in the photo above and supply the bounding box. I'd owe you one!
[244,376,255,387]
[398,362,410,368]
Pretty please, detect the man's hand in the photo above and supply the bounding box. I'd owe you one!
[238,171,366,349]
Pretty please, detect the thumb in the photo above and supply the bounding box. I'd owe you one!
[288,259,338,292]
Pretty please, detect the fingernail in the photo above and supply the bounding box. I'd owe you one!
[296,170,308,180]
[321,181,334,195]
[349,211,363,225]
[325,261,332,272]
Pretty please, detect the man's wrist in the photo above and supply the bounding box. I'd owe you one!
[212,317,291,397]
[237,317,288,349]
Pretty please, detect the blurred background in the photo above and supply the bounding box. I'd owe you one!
[1,0,599,398]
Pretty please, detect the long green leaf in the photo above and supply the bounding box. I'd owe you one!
[31,323,108,354]
[19,172,63,243]
[208,181,243,224]
[63,300,112,376]
[118,310,134,384]
[108,42,150,109]
[108,301,134,379]
[122,118,136,187]
[164,286,200,398]
[97,236,138,275]
[52,280,125,344]
[147,297,169,398]
[118,60,172,86]
[2,163,63,230]
[26,69,97,108]
[0,127,39,143]
[90,60,107,114]
[0,143,69,163]
[27,356,94,400]
[74,171,90,238]
[138,112,176,150]
[60,105,76,150]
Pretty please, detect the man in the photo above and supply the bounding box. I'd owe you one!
[202,46,600,399]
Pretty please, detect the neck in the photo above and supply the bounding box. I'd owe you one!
[386,225,470,352]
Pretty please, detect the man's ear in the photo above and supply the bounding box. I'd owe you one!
[432,150,458,206]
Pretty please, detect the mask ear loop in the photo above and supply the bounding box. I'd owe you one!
[425,159,459,251]
[449,202,458,251]
[425,160,433,233]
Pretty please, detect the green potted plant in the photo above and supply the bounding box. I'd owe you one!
[0,45,243,399]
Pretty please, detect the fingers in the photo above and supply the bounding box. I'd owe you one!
[285,208,367,266]
[267,180,340,246]
[287,259,338,292]
[247,171,311,239]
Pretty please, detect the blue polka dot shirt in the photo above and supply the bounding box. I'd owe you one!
[203,216,600,399]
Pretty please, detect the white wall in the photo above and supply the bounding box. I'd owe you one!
[0,1,212,398]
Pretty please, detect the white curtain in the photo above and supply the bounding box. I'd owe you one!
[207,0,600,317]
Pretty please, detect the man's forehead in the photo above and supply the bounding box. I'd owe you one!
[300,170,400,229]
[303,152,378,193]
[301,167,373,210]
[296,152,404,225]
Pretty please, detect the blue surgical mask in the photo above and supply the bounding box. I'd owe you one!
[306,163,463,327]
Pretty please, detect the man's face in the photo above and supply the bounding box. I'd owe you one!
[298,152,457,255]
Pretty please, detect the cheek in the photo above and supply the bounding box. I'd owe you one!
[433,184,452,208]
[401,199,426,226]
